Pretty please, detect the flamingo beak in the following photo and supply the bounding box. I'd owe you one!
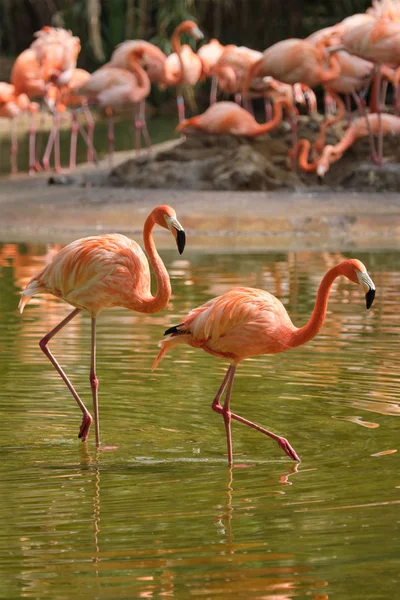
[191,26,204,40]
[357,272,376,309]
[166,216,186,254]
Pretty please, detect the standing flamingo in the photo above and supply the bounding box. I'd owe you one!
[162,20,204,123]
[343,18,400,164]
[19,205,186,447]
[78,64,151,166]
[176,98,292,136]
[153,260,375,466]
[197,39,225,104]
[110,41,168,152]
[0,83,39,174]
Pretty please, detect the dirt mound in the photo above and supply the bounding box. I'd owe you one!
[105,114,400,192]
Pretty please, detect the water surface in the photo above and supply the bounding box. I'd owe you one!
[0,245,399,599]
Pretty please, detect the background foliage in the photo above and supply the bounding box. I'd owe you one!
[0,0,372,69]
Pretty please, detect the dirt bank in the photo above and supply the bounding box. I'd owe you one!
[106,114,400,192]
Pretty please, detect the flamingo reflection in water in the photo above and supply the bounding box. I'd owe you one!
[19,205,186,448]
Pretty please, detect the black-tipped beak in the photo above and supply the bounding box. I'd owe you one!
[176,229,186,254]
[365,288,375,310]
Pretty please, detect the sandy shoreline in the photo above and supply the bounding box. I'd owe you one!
[1,143,400,251]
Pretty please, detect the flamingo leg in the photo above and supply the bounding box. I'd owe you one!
[69,110,79,169]
[138,100,152,153]
[212,366,300,464]
[39,308,93,441]
[90,317,100,447]
[29,111,37,176]
[54,114,61,172]
[83,103,95,163]
[210,76,218,105]
[351,90,378,164]
[107,110,115,168]
[374,65,383,167]
[10,119,18,175]
[42,115,58,171]
[177,86,185,124]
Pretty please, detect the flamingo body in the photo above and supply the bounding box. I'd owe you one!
[177,99,291,136]
[19,206,186,447]
[154,260,376,465]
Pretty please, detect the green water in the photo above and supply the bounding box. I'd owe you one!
[0,113,177,174]
[0,245,399,599]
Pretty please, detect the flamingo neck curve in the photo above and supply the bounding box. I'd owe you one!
[139,213,172,313]
[290,264,342,347]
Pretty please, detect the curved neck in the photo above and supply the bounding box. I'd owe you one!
[128,60,151,99]
[319,54,341,83]
[140,214,171,313]
[332,126,356,155]
[296,139,318,172]
[171,24,185,82]
[252,99,291,136]
[291,264,341,347]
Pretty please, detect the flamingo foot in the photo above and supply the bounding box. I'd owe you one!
[277,437,301,462]
[78,413,93,442]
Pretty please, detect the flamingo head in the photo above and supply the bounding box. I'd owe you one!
[153,205,186,254]
[316,145,339,180]
[340,259,376,309]
[179,20,204,41]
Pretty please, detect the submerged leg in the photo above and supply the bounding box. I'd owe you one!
[39,308,93,441]
[90,317,100,447]
[212,365,300,463]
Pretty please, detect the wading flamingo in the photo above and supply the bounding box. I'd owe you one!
[19,205,186,448]
[111,41,167,152]
[153,260,376,466]
[78,64,151,166]
[317,112,400,177]
[197,38,225,104]
[163,20,204,123]
[177,98,292,136]
[0,83,39,174]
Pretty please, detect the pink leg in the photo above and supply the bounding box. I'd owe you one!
[83,103,95,163]
[69,110,79,169]
[210,76,218,105]
[177,87,185,124]
[234,93,242,105]
[90,317,100,447]
[352,91,378,164]
[264,96,273,121]
[138,101,152,153]
[133,105,141,156]
[42,116,58,171]
[54,115,61,172]
[10,119,18,174]
[374,65,383,167]
[212,366,301,465]
[29,112,37,176]
[107,113,115,168]
[39,308,93,441]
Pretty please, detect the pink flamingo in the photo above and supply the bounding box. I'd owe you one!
[343,17,400,164]
[0,83,39,174]
[198,38,225,105]
[177,97,293,136]
[211,45,262,108]
[110,40,168,152]
[162,20,204,123]
[78,64,150,167]
[317,112,400,177]
[244,39,341,164]
[153,260,375,466]
[19,205,186,447]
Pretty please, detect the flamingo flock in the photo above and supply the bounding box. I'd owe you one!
[2,1,400,176]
